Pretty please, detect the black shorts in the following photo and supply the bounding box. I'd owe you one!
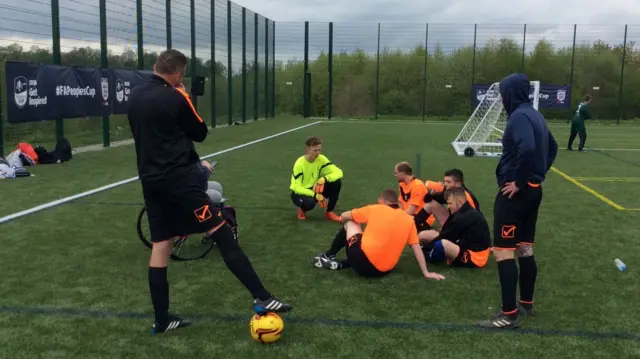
[142,176,224,242]
[346,234,389,278]
[493,184,543,249]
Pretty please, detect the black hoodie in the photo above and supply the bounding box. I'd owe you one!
[495,73,558,189]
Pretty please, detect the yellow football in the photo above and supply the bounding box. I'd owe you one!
[249,312,284,344]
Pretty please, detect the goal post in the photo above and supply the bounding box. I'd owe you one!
[451,81,540,157]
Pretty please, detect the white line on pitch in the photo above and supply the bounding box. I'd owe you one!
[0,121,323,225]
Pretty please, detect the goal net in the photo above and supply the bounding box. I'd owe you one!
[451,81,540,157]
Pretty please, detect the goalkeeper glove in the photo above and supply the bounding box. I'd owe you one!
[314,193,328,209]
[314,177,327,194]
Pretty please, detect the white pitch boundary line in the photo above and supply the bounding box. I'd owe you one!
[589,148,640,152]
[0,121,323,225]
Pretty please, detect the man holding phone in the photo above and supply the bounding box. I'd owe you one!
[128,49,292,335]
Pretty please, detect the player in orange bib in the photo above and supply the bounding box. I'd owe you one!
[313,188,445,280]
[393,162,436,232]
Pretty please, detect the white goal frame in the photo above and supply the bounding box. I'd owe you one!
[451,81,540,157]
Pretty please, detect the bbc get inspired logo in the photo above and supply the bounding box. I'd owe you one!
[13,76,47,109]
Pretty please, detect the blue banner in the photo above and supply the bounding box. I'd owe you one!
[109,69,153,115]
[5,61,110,123]
[472,83,571,109]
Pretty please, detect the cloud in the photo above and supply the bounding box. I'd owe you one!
[1,0,638,69]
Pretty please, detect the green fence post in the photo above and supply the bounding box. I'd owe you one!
[271,20,275,118]
[136,0,144,69]
[471,24,477,113]
[568,24,577,123]
[521,24,527,71]
[166,0,172,49]
[421,23,428,122]
[99,0,110,147]
[328,22,333,120]
[264,19,269,119]
[375,23,380,120]
[241,8,247,123]
[227,1,232,126]
[210,0,216,128]
[253,13,258,121]
[190,0,197,109]
[617,24,628,125]
[51,0,63,140]
[303,21,309,118]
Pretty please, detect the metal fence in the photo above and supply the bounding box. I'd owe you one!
[0,0,275,154]
[273,22,638,123]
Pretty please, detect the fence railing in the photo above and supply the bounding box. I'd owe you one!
[272,22,638,124]
[0,0,275,155]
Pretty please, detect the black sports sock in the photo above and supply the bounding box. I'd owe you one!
[497,259,518,316]
[148,266,169,324]
[326,227,347,256]
[212,224,271,300]
[518,255,537,307]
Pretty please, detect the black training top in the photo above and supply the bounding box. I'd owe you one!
[436,202,491,252]
[128,74,208,184]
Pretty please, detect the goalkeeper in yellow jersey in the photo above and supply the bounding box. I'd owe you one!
[290,136,344,222]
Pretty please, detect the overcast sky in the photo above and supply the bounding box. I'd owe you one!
[1,0,638,68]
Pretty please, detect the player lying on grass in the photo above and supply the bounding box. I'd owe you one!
[313,188,445,280]
[393,162,436,232]
[421,168,480,227]
[418,187,491,269]
[290,136,343,222]
[567,93,592,152]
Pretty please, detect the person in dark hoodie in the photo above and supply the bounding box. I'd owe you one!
[476,73,558,330]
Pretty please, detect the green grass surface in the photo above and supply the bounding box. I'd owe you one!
[1,117,640,358]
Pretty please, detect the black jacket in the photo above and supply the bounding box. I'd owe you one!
[436,202,490,252]
[128,75,208,184]
[496,73,558,189]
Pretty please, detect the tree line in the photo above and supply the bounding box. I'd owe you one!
[2,36,638,122]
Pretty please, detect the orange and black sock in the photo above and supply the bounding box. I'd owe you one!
[518,255,537,308]
[498,259,518,317]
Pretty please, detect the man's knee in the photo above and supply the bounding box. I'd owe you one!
[291,193,316,211]
[324,178,342,195]
[343,220,362,238]
[516,244,534,258]
[419,230,439,243]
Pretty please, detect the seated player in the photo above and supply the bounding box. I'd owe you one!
[290,136,343,222]
[393,162,435,232]
[313,188,445,280]
[419,187,491,268]
[422,168,480,228]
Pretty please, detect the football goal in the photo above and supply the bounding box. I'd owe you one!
[451,81,540,157]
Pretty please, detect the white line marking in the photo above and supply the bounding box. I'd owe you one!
[590,148,640,152]
[0,121,323,225]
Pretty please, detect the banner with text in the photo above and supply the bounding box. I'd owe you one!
[472,84,571,109]
[5,61,110,123]
[109,69,153,115]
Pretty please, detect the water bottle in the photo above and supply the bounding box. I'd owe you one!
[614,259,627,271]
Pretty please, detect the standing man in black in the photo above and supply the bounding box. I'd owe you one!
[128,49,292,334]
[476,73,557,329]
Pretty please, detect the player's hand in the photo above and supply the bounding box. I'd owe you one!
[201,160,214,174]
[424,271,446,281]
[501,181,519,198]
[314,177,326,194]
[175,82,186,91]
[315,193,328,209]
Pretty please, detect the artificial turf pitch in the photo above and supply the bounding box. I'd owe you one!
[1,117,639,358]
